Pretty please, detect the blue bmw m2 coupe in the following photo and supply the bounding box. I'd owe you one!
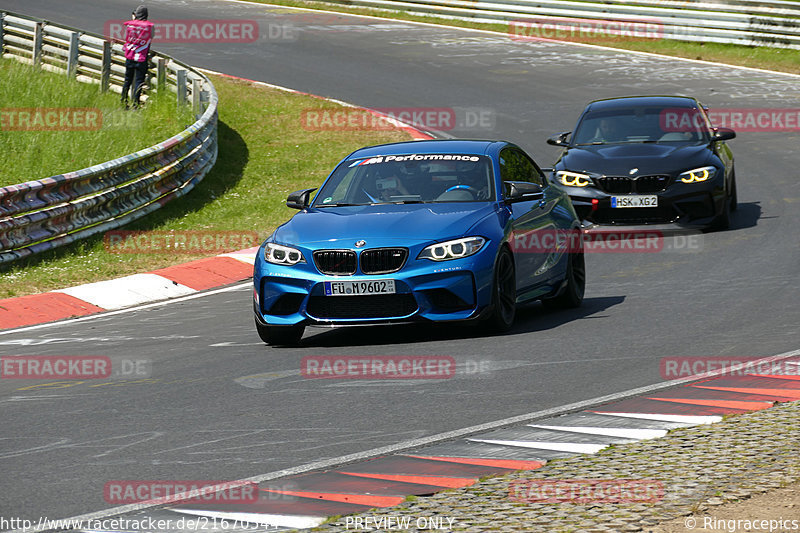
[253,140,585,345]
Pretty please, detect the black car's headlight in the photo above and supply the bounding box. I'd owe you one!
[418,237,485,261]
[556,170,592,187]
[679,166,716,183]
[264,243,305,265]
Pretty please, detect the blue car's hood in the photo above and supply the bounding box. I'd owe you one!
[274,203,496,246]
[559,143,711,176]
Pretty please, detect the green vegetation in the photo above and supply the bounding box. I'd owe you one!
[0,58,195,187]
[0,73,409,298]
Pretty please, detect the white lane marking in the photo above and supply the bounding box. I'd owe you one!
[223,0,800,79]
[15,348,800,533]
[467,438,607,454]
[55,274,196,310]
[0,283,250,336]
[170,509,324,529]
[528,424,668,440]
[592,412,723,424]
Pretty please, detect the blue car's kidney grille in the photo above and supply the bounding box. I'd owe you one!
[596,175,670,194]
[314,250,357,275]
[307,294,418,319]
[360,248,408,274]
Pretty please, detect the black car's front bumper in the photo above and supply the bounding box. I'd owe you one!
[563,179,725,230]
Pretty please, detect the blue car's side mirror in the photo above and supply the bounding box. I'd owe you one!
[504,181,544,203]
[286,188,317,209]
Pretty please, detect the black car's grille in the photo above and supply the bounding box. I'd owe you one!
[314,250,357,275]
[635,175,671,193]
[306,294,418,319]
[360,248,408,274]
[595,176,633,194]
[591,206,677,224]
[595,175,671,194]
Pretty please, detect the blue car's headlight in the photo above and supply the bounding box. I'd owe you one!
[678,166,716,183]
[264,243,305,265]
[418,237,485,261]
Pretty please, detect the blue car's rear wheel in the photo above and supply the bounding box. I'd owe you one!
[485,248,516,332]
[255,319,304,346]
[542,250,585,310]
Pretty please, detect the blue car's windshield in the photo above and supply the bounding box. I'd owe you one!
[572,106,711,145]
[312,154,495,206]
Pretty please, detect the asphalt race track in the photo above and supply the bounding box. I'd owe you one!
[1,0,799,523]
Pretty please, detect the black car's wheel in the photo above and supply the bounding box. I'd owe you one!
[711,189,732,231]
[542,250,585,310]
[485,247,516,332]
[729,170,738,212]
[255,319,304,346]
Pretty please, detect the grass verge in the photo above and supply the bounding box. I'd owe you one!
[0,58,195,187]
[0,73,409,298]
[247,0,800,75]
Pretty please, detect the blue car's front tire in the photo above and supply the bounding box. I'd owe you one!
[484,247,516,332]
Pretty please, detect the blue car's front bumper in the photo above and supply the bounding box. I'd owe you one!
[253,245,496,327]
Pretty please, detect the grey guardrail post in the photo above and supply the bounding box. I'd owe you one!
[100,40,111,91]
[32,20,43,65]
[0,10,218,264]
[157,56,166,92]
[192,78,201,115]
[0,12,5,55]
[177,69,187,105]
[67,30,79,78]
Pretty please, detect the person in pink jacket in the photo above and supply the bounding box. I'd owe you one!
[121,5,153,109]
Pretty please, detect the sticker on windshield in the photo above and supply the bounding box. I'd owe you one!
[349,154,481,167]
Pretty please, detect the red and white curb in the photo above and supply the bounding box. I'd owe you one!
[45,352,798,532]
[0,249,258,330]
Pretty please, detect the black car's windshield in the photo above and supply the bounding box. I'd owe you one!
[313,154,495,206]
[572,106,711,145]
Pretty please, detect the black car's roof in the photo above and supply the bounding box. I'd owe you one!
[584,96,699,112]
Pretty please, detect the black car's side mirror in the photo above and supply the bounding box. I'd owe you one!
[547,132,572,146]
[286,188,317,209]
[504,181,544,203]
[712,128,736,141]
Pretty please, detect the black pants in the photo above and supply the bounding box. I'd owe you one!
[121,59,148,107]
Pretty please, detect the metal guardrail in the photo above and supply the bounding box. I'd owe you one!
[325,0,800,48]
[0,11,218,263]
